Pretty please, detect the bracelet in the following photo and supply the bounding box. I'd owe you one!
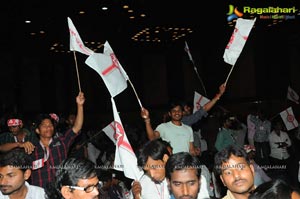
[144,118,151,123]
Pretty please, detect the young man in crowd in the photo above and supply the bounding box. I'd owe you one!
[214,145,256,199]
[165,152,204,199]
[0,148,45,199]
[45,157,100,199]
[140,84,226,155]
[30,92,85,188]
[0,115,37,154]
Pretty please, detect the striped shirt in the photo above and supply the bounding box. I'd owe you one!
[30,128,78,188]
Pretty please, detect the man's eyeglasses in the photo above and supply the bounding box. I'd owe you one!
[67,181,103,193]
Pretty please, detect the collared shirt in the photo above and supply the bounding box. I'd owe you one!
[215,128,236,152]
[30,128,78,188]
[269,130,291,160]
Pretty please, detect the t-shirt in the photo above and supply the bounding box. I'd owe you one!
[156,121,193,154]
[0,181,45,199]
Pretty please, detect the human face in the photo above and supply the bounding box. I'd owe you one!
[144,156,166,183]
[168,168,200,199]
[63,176,99,199]
[220,155,255,198]
[0,166,29,196]
[292,191,300,199]
[169,106,183,122]
[36,119,55,138]
[8,126,21,136]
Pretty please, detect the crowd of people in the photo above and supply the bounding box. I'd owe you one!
[0,85,300,199]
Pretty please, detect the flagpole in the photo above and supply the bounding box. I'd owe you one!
[191,60,208,97]
[73,51,82,92]
[224,64,235,86]
[128,79,143,108]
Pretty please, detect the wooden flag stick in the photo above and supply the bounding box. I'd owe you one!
[224,64,236,86]
[73,51,82,92]
[128,79,143,108]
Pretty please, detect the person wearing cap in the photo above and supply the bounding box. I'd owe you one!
[0,115,38,154]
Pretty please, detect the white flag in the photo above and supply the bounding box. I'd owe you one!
[184,41,193,61]
[280,107,299,131]
[103,41,129,80]
[102,121,116,144]
[223,18,256,65]
[111,98,143,180]
[287,86,299,104]
[193,91,210,113]
[85,52,128,97]
[67,17,94,56]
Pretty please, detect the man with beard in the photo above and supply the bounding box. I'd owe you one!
[165,152,203,199]
[0,148,45,199]
[214,145,255,199]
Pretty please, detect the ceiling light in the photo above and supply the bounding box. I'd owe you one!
[25,20,31,24]
[102,6,108,11]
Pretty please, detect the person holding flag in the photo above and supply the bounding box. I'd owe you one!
[30,92,85,188]
[140,83,226,155]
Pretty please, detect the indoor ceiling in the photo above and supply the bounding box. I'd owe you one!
[1,0,299,55]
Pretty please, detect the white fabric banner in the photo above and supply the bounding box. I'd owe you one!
[193,91,210,113]
[67,17,94,56]
[223,18,256,65]
[287,86,299,104]
[111,98,143,180]
[85,52,128,97]
[280,107,299,131]
[102,121,117,144]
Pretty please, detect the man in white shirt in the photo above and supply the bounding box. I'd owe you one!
[269,120,292,184]
[0,148,45,199]
[130,139,210,199]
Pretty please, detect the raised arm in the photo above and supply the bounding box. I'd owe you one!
[140,107,160,140]
[72,92,85,134]
[203,83,226,112]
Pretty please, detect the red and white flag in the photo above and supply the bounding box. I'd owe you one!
[103,41,129,80]
[111,98,143,180]
[67,17,94,56]
[280,107,299,131]
[193,91,210,113]
[287,86,299,104]
[223,18,256,65]
[184,41,193,61]
[102,121,117,144]
[85,52,128,97]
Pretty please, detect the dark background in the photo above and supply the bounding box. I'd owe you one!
[0,0,300,127]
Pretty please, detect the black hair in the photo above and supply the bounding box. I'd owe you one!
[214,145,250,175]
[45,157,97,199]
[168,100,184,112]
[137,138,171,168]
[249,179,299,199]
[35,113,55,129]
[0,148,33,172]
[165,152,201,180]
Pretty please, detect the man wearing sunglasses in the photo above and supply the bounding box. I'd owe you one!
[45,157,101,199]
